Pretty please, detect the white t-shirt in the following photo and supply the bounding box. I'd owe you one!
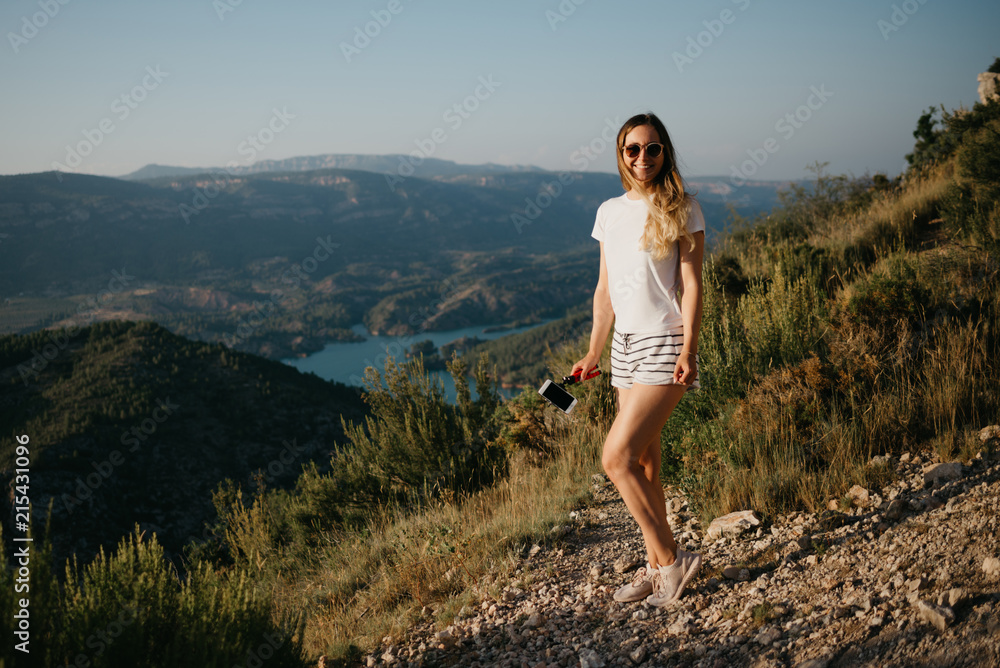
[591,194,705,334]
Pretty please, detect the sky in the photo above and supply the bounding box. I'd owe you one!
[1,0,997,181]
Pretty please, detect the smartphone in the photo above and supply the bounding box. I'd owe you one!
[538,379,577,414]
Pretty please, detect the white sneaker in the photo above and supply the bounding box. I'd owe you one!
[646,549,702,607]
[612,562,655,602]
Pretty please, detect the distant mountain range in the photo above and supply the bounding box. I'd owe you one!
[1,156,792,357]
[120,154,546,181]
[118,153,788,205]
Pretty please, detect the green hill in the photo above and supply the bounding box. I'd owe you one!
[0,320,365,563]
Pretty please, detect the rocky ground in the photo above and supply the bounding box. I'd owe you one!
[359,430,1000,667]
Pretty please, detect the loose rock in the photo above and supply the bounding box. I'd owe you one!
[579,648,605,668]
[614,554,640,574]
[722,565,750,581]
[923,462,962,485]
[846,484,870,507]
[707,510,761,540]
[916,600,955,631]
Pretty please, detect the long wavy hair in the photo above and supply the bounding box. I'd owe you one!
[616,113,694,260]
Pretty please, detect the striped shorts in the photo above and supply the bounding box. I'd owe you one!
[609,328,700,391]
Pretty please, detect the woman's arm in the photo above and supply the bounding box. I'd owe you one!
[572,242,614,377]
[674,230,705,385]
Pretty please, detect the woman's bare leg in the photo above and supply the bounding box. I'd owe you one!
[605,383,686,568]
[637,432,668,561]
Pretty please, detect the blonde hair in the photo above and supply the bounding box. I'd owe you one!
[616,113,694,260]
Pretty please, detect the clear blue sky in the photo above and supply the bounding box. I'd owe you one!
[2,0,997,180]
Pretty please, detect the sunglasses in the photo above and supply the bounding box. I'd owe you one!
[622,142,664,159]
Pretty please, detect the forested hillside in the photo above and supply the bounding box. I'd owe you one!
[0,320,365,563]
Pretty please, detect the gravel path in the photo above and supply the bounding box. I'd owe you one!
[358,441,1000,668]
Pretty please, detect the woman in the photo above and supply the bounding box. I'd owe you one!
[571,112,705,607]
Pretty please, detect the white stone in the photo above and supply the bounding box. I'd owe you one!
[667,617,693,635]
[629,646,648,664]
[614,554,640,574]
[579,648,605,668]
[983,557,1000,578]
[938,588,965,608]
[978,72,1000,105]
[754,627,782,645]
[923,462,962,485]
[722,565,750,581]
[916,600,954,631]
[978,424,1000,442]
[707,510,761,540]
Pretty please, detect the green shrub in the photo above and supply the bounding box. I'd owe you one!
[945,117,1000,250]
[734,262,828,378]
[0,526,305,668]
[843,274,928,331]
[339,353,507,502]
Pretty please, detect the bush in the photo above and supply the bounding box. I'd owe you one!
[945,117,1000,250]
[0,525,304,668]
[339,353,507,503]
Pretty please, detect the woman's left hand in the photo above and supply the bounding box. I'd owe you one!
[674,352,697,385]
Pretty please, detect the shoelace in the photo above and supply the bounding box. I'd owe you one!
[652,570,667,596]
[630,566,648,586]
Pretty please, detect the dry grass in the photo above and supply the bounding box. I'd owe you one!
[672,162,999,525]
[811,164,953,256]
[263,422,605,660]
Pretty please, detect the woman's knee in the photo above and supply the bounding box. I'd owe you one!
[601,449,620,479]
[602,443,632,481]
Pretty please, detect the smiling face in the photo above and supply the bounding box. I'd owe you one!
[622,124,665,185]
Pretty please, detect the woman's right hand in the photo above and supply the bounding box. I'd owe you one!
[570,353,600,380]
